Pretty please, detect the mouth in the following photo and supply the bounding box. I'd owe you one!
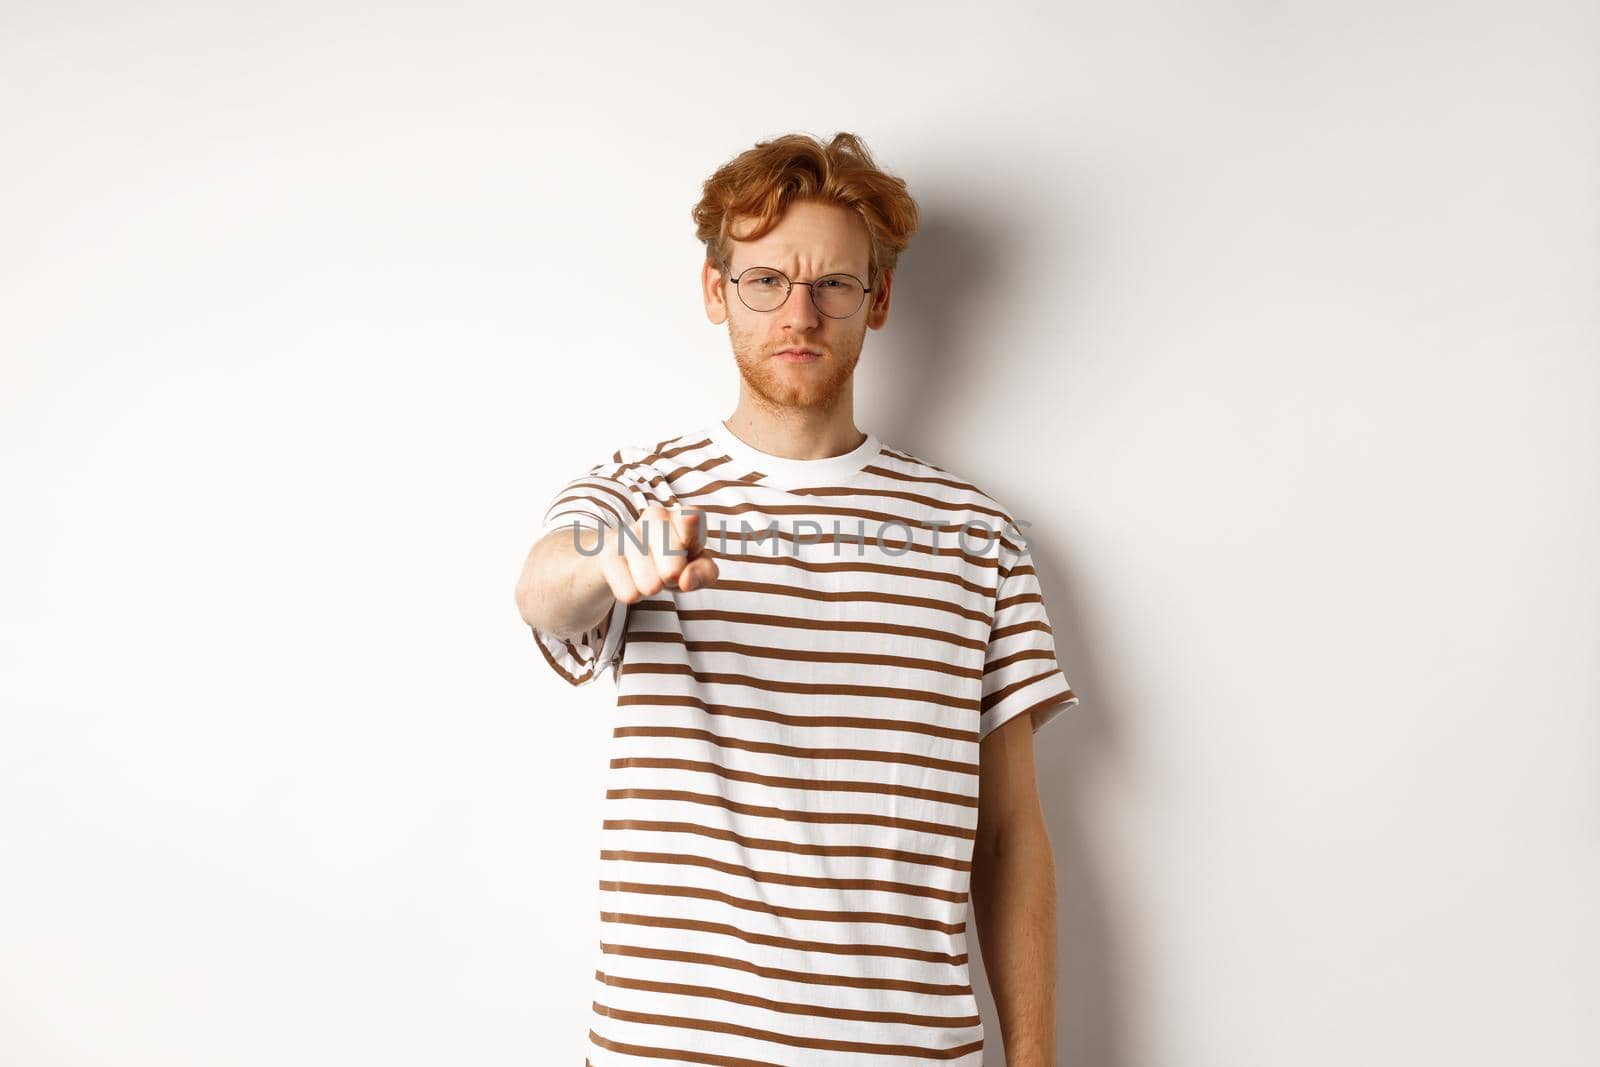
[774,347,822,362]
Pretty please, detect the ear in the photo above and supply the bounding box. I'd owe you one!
[865,268,893,330]
[702,257,729,325]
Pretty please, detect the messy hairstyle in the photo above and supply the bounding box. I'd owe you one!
[691,131,920,289]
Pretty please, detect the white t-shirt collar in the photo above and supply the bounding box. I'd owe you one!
[705,419,882,490]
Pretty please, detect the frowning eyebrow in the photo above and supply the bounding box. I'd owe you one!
[734,263,866,278]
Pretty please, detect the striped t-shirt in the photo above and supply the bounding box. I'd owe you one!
[531,420,1080,1066]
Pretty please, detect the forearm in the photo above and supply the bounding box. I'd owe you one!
[514,524,616,636]
[970,819,1059,1066]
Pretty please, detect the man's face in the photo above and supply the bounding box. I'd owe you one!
[701,198,893,413]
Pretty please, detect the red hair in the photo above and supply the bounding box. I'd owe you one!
[691,131,920,288]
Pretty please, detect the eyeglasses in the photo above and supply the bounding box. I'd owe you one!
[726,265,872,319]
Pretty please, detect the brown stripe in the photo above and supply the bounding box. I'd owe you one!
[704,525,1000,569]
[692,501,1020,555]
[549,480,640,523]
[858,461,986,494]
[621,661,982,712]
[1000,561,1037,583]
[644,453,738,493]
[980,670,1070,714]
[584,438,751,517]
[592,1001,982,1059]
[990,619,1053,641]
[603,788,976,840]
[706,546,999,598]
[588,1027,780,1067]
[542,506,622,531]
[596,969,980,1027]
[602,941,974,996]
[639,604,988,653]
[613,693,980,744]
[879,445,953,474]
[625,632,983,680]
[610,724,976,775]
[982,648,1059,675]
[600,877,965,929]
[609,756,978,808]
[601,436,706,480]
[600,912,967,964]
[602,819,972,872]
[996,590,1044,612]
[675,576,992,625]
[677,472,770,499]
[531,625,599,686]
[600,849,969,902]
[791,482,1011,527]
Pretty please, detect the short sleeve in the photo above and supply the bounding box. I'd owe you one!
[979,531,1081,740]
[529,462,653,688]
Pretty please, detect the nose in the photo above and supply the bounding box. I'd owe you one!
[776,280,823,332]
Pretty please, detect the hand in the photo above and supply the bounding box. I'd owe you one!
[595,504,720,603]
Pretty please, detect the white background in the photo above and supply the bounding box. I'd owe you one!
[3,3,1597,1064]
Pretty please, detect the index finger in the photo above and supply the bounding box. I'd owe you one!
[650,506,703,587]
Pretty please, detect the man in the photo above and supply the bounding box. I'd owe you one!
[514,131,1080,1066]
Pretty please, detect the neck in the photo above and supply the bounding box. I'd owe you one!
[723,391,864,461]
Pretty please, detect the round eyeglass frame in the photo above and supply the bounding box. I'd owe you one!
[726,265,873,319]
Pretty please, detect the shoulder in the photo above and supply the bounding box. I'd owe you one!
[563,427,711,481]
[873,438,1027,549]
